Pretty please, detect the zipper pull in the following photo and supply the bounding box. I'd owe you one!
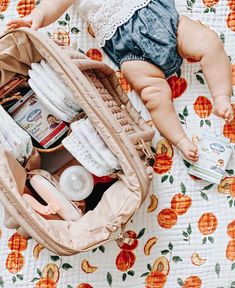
[138,138,155,167]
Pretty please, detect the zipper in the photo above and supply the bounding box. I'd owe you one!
[0,28,153,253]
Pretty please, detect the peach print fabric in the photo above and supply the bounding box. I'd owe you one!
[0,0,235,287]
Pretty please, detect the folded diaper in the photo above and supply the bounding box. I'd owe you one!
[28,78,73,122]
[40,60,80,112]
[28,60,81,122]
[0,106,33,163]
[62,133,114,177]
[71,119,120,170]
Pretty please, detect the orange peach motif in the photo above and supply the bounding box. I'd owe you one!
[17,0,35,17]
[148,194,158,213]
[218,177,235,196]
[223,104,235,143]
[52,28,70,46]
[167,75,187,99]
[8,232,28,252]
[227,11,235,32]
[6,251,25,274]
[156,139,174,158]
[86,48,103,62]
[35,278,57,288]
[202,0,219,7]
[42,264,60,283]
[152,256,170,276]
[117,230,138,250]
[171,194,192,215]
[157,208,178,229]
[193,96,213,118]
[228,0,235,10]
[0,0,10,12]
[232,64,235,85]
[115,71,132,94]
[198,213,218,235]
[87,24,95,38]
[77,284,93,288]
[183,276,202,288]
[226,240,235,261]
[145,271,167,288]
[227,220,235,239]
[115,250,136,272]
[153,155,173,175]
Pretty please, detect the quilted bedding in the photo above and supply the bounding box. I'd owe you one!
[0,0,235,287]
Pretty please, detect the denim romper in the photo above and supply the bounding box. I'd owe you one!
[103,0,183,78]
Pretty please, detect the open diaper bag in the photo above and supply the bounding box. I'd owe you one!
[0,28,155,255]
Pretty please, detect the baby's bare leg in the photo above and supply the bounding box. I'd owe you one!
[121,61,198,161]
[177,16,234,122]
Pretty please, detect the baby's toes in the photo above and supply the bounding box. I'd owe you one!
[225,109,234,123]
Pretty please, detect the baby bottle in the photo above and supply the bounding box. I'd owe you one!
[59,166,94,201]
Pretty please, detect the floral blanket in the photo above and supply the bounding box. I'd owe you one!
[0,0,235,287]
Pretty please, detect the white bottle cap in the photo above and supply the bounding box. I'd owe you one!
[59,166,94,201]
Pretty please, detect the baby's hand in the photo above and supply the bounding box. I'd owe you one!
[7,10,44,31]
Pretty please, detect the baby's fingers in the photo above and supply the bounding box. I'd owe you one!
[7,18,32,29]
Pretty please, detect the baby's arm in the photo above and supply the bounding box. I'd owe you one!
[7,0,74,30]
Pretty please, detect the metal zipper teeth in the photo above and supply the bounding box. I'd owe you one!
[1,28,149,252]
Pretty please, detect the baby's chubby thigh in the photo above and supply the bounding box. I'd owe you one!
[121,60,172,112]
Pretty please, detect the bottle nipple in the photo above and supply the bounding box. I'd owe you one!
[59,166,94,201]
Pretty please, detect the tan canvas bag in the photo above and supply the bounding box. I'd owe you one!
[0,28,154,255]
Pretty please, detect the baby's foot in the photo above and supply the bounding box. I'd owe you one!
[213,95,234,123]
[177,136,198,162]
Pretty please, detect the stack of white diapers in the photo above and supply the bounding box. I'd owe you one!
[62,118,120,177]
[0,106,33,163]
[28,60,81,122]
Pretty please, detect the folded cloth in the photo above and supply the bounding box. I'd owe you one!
[62,133,114,177]
[40,60,80,112]
[0,130,13,152]
[28,76,76,122]
[71,119,120,170]
[71,120,113,170]
[0,106,33,163]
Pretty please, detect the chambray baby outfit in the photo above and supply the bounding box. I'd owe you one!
[78,0,182,77]
[102,0,183,78]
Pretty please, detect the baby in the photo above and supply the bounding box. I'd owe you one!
[7,0,234,162]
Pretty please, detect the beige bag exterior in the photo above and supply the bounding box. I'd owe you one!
[0,28,154,255]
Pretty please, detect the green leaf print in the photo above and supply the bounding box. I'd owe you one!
[215,263,221,278]
[137,228,146,239]
[62,263,73,270]
[107,272,112,287]
[177,277,184,286]
[180,182,186,195]
[172,256,183,263]
[122,273,127,282]
[0,277,4,287]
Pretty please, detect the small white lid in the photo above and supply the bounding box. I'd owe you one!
[59,166,94,201]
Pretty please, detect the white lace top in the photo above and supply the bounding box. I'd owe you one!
[77,0,151,47]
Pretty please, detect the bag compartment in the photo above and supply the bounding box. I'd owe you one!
[0,28,154,255]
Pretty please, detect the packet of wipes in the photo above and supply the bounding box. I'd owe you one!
[188,133,233,184]
[8,90,68,149]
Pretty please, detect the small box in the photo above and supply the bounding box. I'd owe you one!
[188,133,233,184]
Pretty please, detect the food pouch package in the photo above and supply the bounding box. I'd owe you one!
[8,90,68,149]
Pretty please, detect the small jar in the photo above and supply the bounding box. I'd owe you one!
[59,166,94,201]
